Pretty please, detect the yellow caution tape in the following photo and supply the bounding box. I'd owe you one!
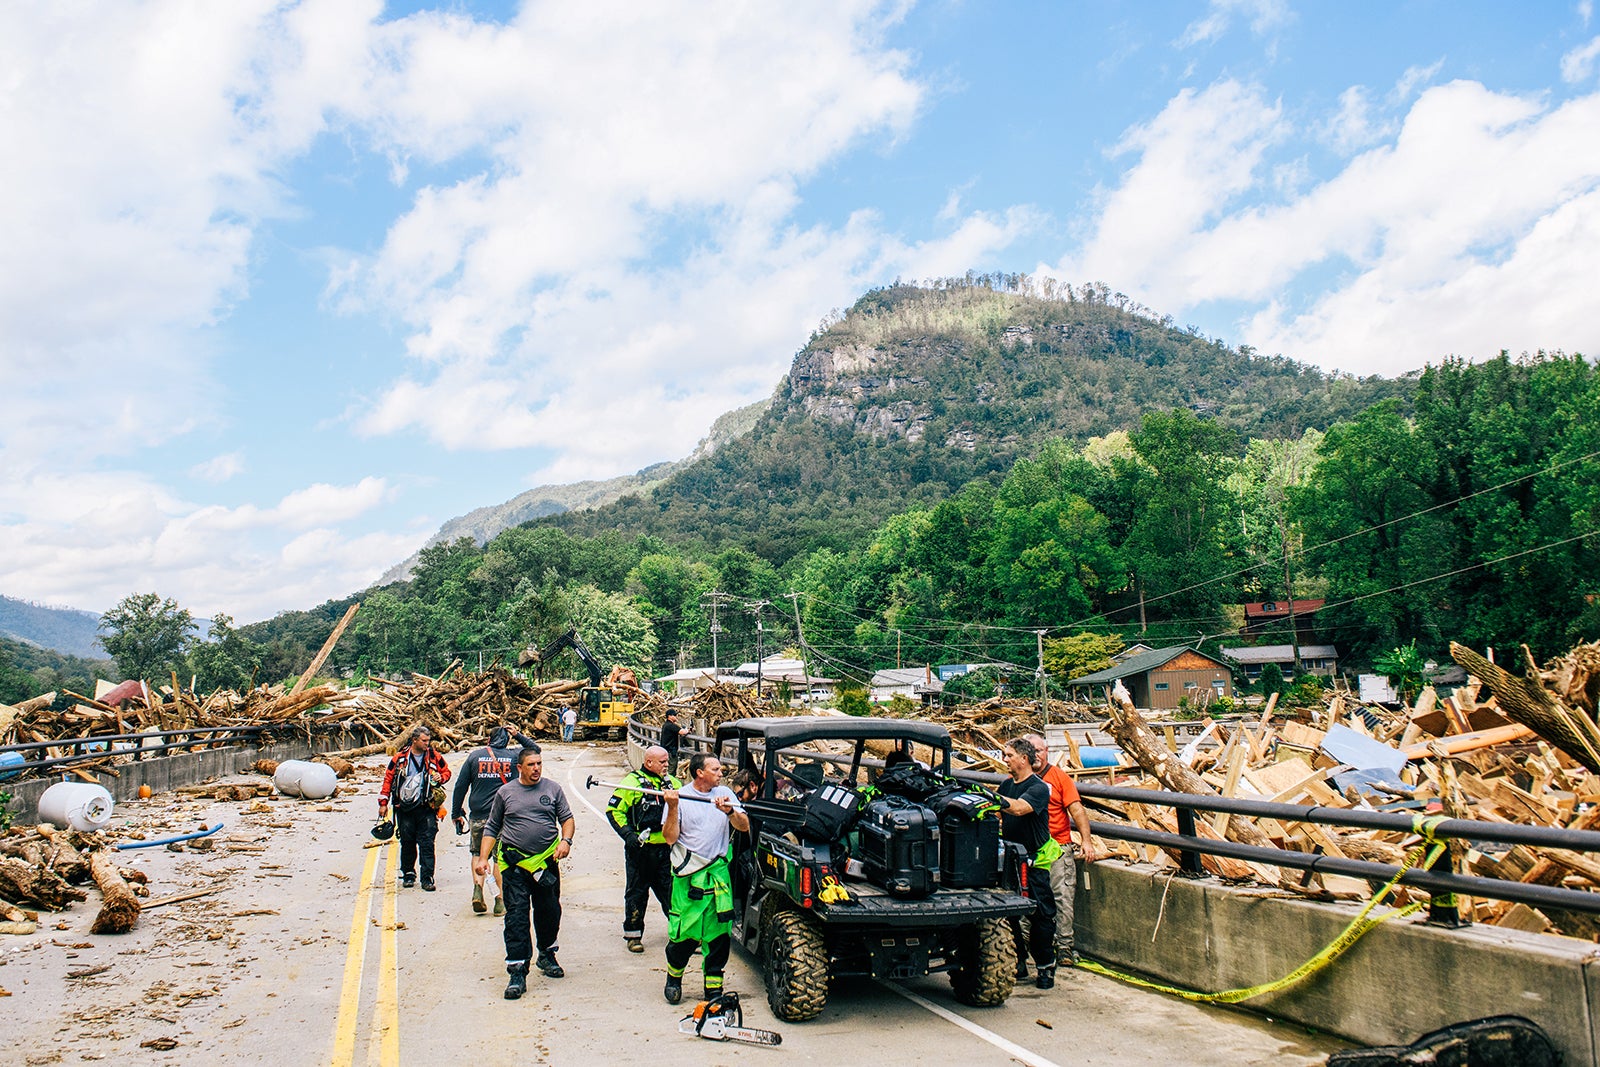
[1079,815,1450,1004]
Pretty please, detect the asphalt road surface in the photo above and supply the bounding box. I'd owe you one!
[0,744,1348,1066]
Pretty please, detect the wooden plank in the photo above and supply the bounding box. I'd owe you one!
[1212,743,1248,838]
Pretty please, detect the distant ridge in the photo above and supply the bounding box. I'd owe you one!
[377,397,770,584]
[0,594,104,659]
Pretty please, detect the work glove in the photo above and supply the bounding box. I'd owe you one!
[454,816,467,835]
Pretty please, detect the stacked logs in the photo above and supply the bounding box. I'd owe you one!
[0,826,146,935]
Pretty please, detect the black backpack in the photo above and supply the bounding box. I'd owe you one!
[799,783,863,843]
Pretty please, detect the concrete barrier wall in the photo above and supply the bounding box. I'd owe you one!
[1077,860,1600,1066]
[2,730,357,825]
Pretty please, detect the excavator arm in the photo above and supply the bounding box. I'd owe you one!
[530,628,604,688]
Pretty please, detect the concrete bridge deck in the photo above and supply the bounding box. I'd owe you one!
[1,744,1345,1067]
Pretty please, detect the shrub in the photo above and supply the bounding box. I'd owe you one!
[836,687,871,716]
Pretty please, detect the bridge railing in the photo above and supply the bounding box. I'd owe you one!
[0,726,272,778]
[1068,781,1600,919]
[626,711,1600,917]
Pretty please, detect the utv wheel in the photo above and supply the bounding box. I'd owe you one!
[949,917,1016,1007]
[765,908,829,1021]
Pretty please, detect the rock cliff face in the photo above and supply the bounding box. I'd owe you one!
[376,280,1414,580]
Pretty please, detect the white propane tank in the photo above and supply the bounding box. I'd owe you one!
[38,782,115,831]
[273,759,338,800]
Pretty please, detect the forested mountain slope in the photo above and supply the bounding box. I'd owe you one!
[0,594,104,659]
[538,280,1412,565]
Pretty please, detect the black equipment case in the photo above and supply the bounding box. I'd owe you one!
[858,796,939,898]
[936,791,1001,889]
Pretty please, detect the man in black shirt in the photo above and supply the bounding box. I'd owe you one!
[658,708,682,777]
[996,736,1058,989]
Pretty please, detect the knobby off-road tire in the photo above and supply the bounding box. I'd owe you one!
[949,917,1016,1007]
[764,908,829,1021]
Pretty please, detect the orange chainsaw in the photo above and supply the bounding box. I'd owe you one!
[678,992,782,1046]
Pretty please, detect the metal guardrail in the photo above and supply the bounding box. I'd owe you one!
[0,726,271,777]
[627,711,1600,919]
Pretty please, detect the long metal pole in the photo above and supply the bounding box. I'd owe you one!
[583,775,719,803]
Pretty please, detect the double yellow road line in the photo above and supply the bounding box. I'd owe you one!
[330,842,401,1066]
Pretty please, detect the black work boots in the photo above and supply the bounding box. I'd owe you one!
[663,975,683,1005]
[504,964,528,1000]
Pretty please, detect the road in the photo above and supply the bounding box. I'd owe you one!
[0,744,1347,1066]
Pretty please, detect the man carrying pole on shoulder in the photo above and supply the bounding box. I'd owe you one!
[660,752,748,1005]
[475,747,575,1000]
[606,745,680,953]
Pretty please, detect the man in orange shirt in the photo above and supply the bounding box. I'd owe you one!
[1026,733,1099,966]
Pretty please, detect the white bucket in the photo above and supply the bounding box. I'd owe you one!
[38,782,115,831]
[273,759,338,800]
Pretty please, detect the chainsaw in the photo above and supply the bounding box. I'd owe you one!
[677,992,782,1046]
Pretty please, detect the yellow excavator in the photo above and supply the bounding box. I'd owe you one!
[524,628,635,737]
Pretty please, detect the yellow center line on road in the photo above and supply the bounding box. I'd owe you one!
[329,843,384,1066]
[366,837,401,1066]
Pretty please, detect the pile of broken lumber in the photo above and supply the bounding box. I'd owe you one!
[0,826,148,936]
[1084,639,1600,940]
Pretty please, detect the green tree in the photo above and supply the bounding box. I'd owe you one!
[1291,400,1449,662]
[187,614,261,692]
[558,585,659,676]
[1118,409,1241,624]
[1043,632,1125,683]
[836,686,871,715]
[1373,640,1427,703]
[99,593,194,683]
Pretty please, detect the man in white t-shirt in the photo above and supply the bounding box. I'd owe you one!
[659,752,748,1004]
[560,706,577,743]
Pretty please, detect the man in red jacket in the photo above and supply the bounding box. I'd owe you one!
[379,726,452,891]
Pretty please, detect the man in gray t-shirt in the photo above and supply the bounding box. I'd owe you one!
[476,748,576,999]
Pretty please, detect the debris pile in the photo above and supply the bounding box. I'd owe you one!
[0,826,148,935]
[1085,639,1600,939]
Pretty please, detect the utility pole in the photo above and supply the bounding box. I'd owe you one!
[1278,516,1303,680]
[747,599,771,701]
[896,629,902,669]
[785,592,812,691]
[1036,629,1049,727]
[703,590,731,674]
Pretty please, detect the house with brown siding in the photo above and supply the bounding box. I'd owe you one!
[1065,645,1234,711]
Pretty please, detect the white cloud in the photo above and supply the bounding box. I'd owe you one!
[1323,86,1394,153]
[331,1,1029,479]
[1562,35,1600,83]
[0,2,1033,620]
[0,0,378,466]
[191,453,245,483]
[1178,0,1291,47]
[1049,78,1600,376]
[1392,59,1445,102]
[1582,1,1595,28]
[0,467,401,619]
[1054,80,1285,304]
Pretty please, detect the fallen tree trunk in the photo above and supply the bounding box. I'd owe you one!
[1104,681,1279,854]
[1452,643,1600,773]
[0,856,88,910]
[88,852,140,934]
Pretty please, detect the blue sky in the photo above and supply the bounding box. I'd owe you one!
[3,0,1598,624]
